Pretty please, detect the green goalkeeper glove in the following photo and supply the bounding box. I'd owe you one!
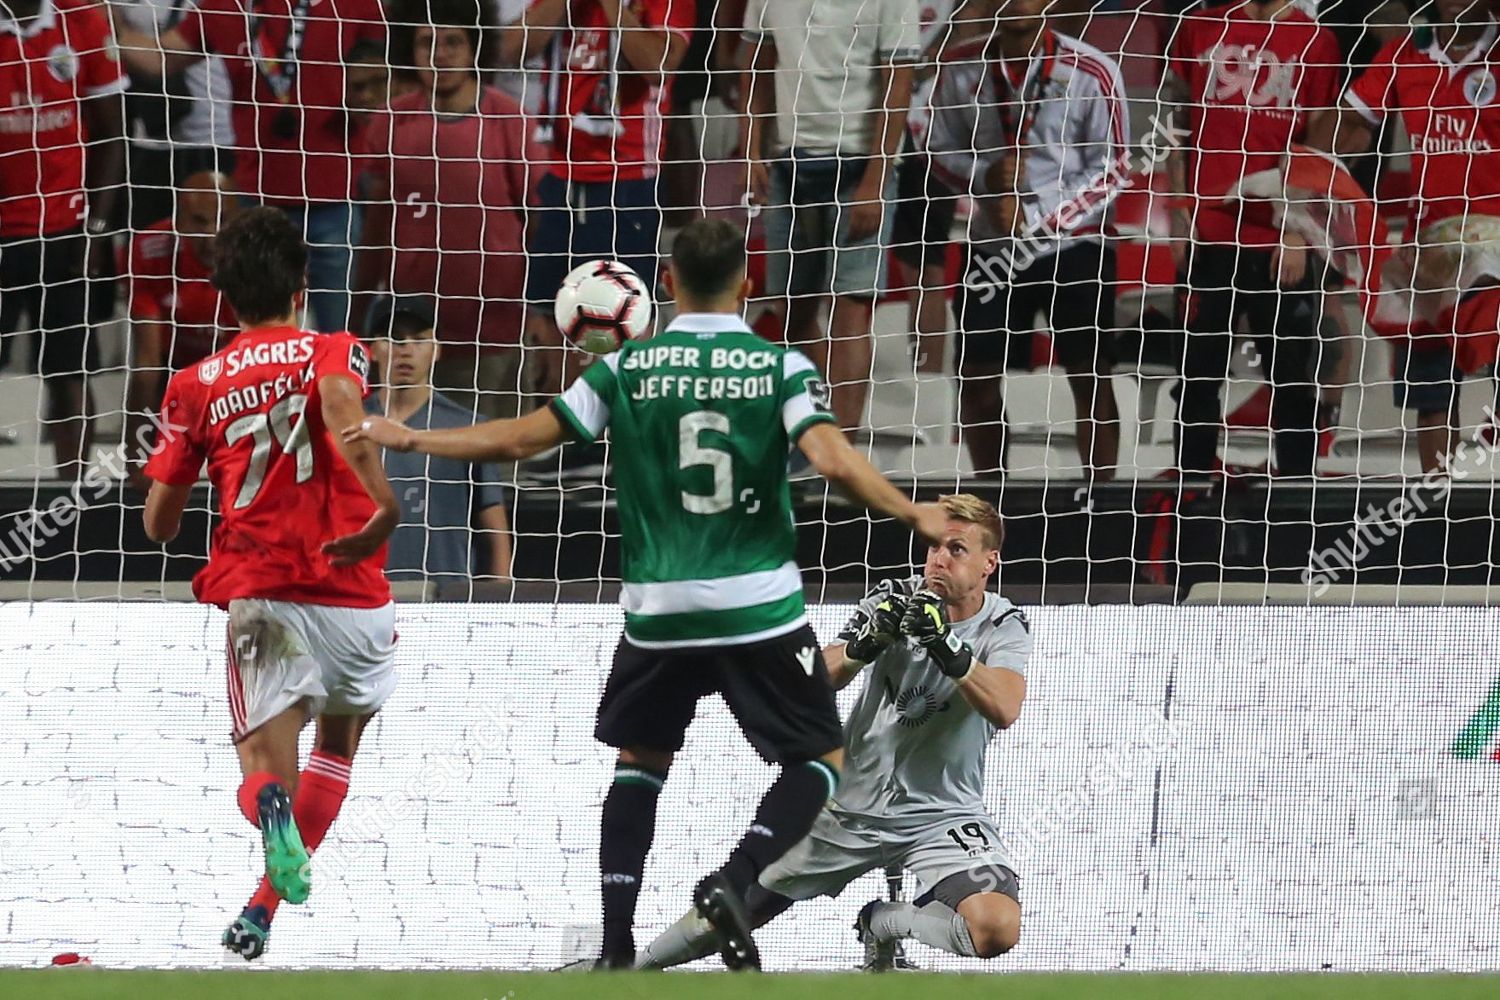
[838,586,908,666]
[901,588,975,682]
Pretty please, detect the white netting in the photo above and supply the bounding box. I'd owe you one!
[2,602,1498,971]
[2,0,1500,974]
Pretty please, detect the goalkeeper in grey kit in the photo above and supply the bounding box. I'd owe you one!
[640,494,1030,969]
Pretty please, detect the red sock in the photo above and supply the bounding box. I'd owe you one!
[248,751,352,917]
[237,772,279,828]
[294,751,353,853]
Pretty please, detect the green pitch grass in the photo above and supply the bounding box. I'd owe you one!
[3,971,1499,1000]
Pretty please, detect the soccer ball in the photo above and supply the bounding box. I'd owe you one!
[553,260,654,355]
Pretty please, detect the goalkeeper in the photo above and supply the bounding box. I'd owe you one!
[639,494,1030,970]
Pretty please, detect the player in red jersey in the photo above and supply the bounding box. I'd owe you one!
[1164,0,1341,478]
[123,171,241,489]
[1312,0,1500,472]
[142,207,400,961]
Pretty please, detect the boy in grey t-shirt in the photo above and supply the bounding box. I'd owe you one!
[364,296,511,585]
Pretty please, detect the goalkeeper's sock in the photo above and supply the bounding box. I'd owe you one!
[599,761,667,960]
[635,907,718,969]
[867,900,979,957]
[236,772,280,828]
[246,751,352,920]
[720,759,839,894]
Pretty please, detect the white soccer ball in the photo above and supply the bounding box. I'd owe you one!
[553,259,654,355]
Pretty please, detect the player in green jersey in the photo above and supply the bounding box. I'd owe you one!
[347,218,946,971]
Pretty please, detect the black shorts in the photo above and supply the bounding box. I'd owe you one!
[952,241,1116,373]
[0,228,95,378]
[891,150,958,272]
[595,625,844,765]
[914,864,1021,907]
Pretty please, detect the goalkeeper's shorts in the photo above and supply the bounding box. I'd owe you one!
[761,809,1021,906]
[224,598,398,742]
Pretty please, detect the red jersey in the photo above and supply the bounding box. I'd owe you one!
[176,0,384,204]
[537,0,692,182]
[0,0,128,237]
[362,87,530,348]
[1168,3,1340,246]
[1347,23,1500,230]
[126,220,238,369]
[144,327,391,610]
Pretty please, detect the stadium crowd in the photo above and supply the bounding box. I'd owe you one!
[2,0,1497,503]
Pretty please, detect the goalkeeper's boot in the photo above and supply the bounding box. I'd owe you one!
[257,782,311,904]
[855,900,898,972]
[693,873,760,972]
[222,904,271,962]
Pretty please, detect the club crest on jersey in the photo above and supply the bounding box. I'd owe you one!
[46,45,79,83]
[198,356,224,385]
[1465,68,1497,108]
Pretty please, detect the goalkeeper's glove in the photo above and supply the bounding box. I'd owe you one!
[838,587,908,666]
[901,588,975,682]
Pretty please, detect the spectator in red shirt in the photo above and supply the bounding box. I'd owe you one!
[1163,0,1342,478]
[356,0,532,420]
[1312,0,1500,472]
[344,37,393,142]
[116,0,384,334]
[0,0,127,482]
[500,0,691,394]
[123,170,241,489]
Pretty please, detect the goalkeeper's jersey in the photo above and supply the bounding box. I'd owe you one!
[550,312,836,648]
[834,576,1034,831]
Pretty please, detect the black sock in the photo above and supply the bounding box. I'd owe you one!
[720,759,839,894]
[599,761,666,959]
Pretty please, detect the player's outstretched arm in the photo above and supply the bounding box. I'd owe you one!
[322,375,401,567]
[143,481,193,544]
[797,423,947,545]
[345,407,567,464]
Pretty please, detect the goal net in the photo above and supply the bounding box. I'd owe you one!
[0,0,1497,973]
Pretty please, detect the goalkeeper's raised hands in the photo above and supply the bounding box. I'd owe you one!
[900,588,975,682]
[838,584,908,666]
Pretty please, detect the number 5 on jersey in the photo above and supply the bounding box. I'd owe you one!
[679,410,732,515]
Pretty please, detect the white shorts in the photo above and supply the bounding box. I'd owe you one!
[760,809,1015,904]
[225,598,398,741]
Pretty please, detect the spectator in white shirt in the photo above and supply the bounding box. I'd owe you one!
[927,0,1126,478]
[740,0,921,431]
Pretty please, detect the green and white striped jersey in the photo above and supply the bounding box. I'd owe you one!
[550,312,835,648]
